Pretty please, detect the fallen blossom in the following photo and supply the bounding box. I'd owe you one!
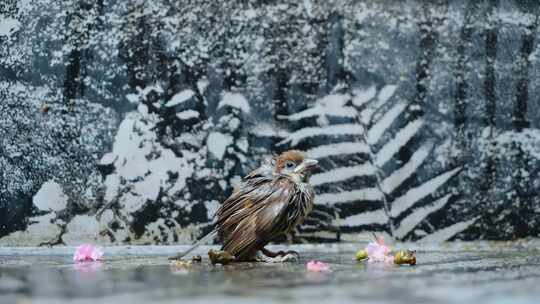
[73,244,104,262]
[355,249,368,261]
[306,260,330,272]
[365,237,393,263]
[394,250,417,266]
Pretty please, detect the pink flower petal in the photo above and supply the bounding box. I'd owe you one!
[73,244,104,262]
[306,260,330,272]
[365,237,392,263]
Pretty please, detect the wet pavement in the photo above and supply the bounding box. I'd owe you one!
[1,242,539,304]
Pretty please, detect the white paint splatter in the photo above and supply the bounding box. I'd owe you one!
[283,94,355,121]
[311,163,376,186]
[166,89,194,107]
[375,119,424,167]
[367,102,407,145]
[0,16,20,36]
[419,217,479,243]
[99,152,116,165]
[359,84,397,124]
[218,92,251,113]
[197,79,209,93]
[205,200,220,220]
[176,109,199,120]
[279,124,364,146]
[250,123,289,138]
[394,194,452,239]
[102,112,197,215]
[380,144,432,193]
[33,180,67,212]
[207,132,233,160]
[306,142,369,159]
[63,215,102,245]
[0,214,61,245]
[390,167,460,218]
[342,208,387,226]
[316,188,383,205]
[352,86,376,107]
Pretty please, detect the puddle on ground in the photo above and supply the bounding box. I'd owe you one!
[0,243,539,304]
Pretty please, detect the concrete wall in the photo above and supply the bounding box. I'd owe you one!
[1,0,539,245]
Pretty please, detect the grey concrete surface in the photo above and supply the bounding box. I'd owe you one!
[1,242,539,304]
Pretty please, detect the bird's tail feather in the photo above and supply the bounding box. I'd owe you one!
[172,229,218,260]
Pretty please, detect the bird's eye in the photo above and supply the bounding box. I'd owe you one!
[286,161,295,168]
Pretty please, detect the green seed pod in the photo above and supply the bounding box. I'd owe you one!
[355,249,369,261]
[394,250,416,265]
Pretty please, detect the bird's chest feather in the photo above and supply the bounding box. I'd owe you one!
[283,181,315,231]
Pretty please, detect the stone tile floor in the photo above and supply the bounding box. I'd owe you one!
[0,241,539,304]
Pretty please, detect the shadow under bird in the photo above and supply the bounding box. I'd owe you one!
[174,150,318,262]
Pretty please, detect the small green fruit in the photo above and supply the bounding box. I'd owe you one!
[355,249,368,261]
[394,250,416,265]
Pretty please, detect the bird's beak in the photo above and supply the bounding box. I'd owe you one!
[294,159,318,174]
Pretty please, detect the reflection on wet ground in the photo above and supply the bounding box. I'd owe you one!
[0,242,539,303]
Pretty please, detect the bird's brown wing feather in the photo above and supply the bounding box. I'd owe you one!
[216,177,294,260]
[241,161,273,181]
[216,175,271,230]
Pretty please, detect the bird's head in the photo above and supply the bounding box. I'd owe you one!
[273,150,318,182]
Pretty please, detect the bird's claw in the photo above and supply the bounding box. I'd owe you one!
[258,250,299,263]
[279,252,299,262]
[284,250,299,257]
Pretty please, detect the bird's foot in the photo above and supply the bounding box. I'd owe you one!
[282,250,299,257]
[259,248,299,263]
[277,251,299,263]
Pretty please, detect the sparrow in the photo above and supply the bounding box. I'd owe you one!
[174,150,318,262]
[216,150,318,261]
